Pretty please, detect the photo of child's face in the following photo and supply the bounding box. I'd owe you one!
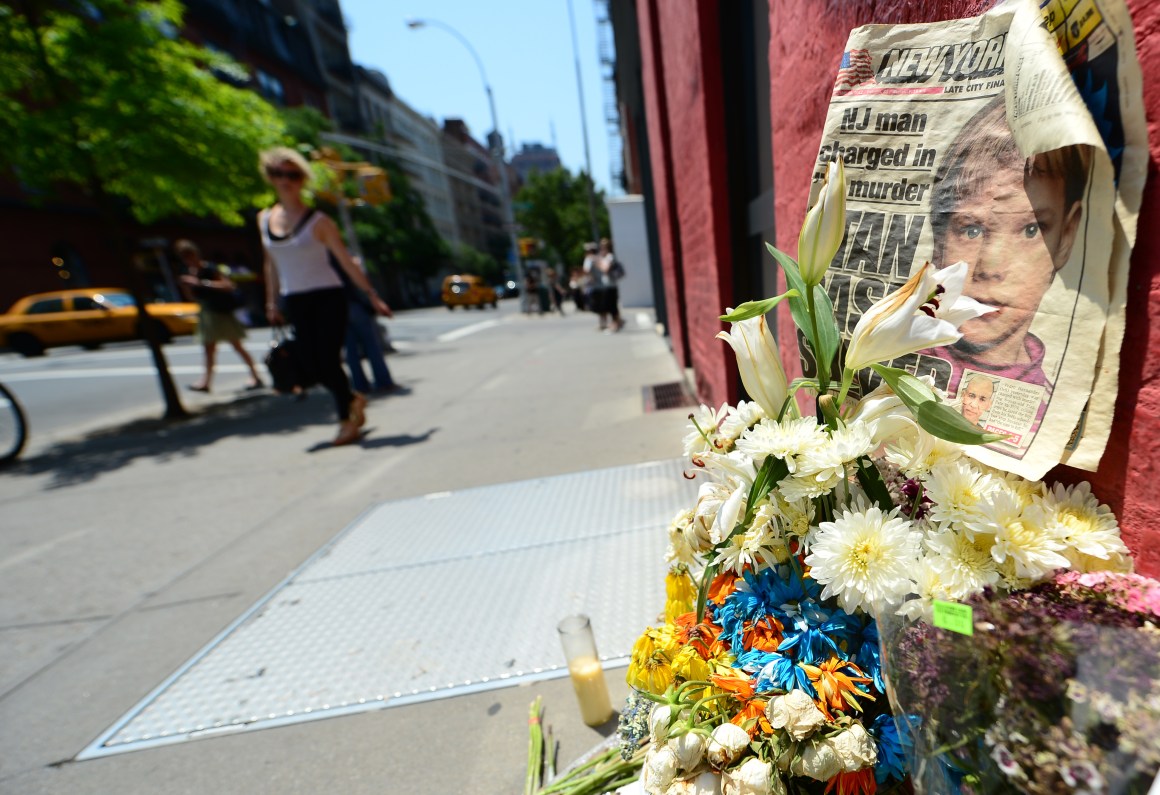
[960,377,995,425]
[944,162,1082,362]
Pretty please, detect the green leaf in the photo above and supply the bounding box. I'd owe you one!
[811,284,840,386]
[745,455,790,525]
[915,401,1007,445]
[871,364,1004,445]
[695,562,718,623]
[765,243,817,352]
[854,456,895,511]
[719,290,799,322]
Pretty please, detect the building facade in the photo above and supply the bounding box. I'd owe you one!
[611,0,1160,575]
[442,120,508,263]
[510,143,561,182]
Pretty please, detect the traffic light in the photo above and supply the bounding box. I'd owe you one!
[518,237,538,258]
[358,167,391,206]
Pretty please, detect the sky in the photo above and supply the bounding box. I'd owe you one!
[340,0,614,193]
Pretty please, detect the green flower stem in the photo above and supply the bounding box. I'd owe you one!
[806,288,830,393]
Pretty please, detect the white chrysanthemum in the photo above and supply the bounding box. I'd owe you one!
[776,470,842,502]
[1038,481,1128,565]
[666,509,697,566]
[797,422,875,482]
[683,403,728,456]
[777,497,815,541]
[884,429,962,479]
[924,529,1000,599]
[970,490,1069,581]
[897,556,951,621]
[923,458,1000,530]
[735,416,826,472]
[988,469,1047,509]
[804,504,921,614]
[719,400,766,444]
[713,501,788,572]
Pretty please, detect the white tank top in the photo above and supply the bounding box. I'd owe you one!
[261,210,342,296]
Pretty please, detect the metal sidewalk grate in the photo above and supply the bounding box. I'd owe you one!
[77,459,696,759]
[642,381,697,413]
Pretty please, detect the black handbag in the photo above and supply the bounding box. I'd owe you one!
[265,326,306,394]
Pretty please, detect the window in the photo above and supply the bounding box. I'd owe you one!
[73,296,100,311]
[255,69,285,105]
[26,299,64,315]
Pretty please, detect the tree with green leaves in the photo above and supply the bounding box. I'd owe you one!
[0,0,285,417]
[514,167,609,270]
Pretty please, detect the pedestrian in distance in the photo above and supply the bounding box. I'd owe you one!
[176,239,264,393]
[580,242,602,327]
[338,254,399,396]
[595,237,625,332]
[258,146,391,447]
[544,267,566,315]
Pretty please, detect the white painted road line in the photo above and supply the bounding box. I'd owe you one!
[1,364,255,382]
[435,319,503,342]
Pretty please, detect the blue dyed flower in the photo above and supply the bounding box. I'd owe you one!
[870,713,913,784]
[855,621,885,694]
[754,652,816,697]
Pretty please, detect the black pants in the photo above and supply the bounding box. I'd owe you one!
[284,287,353,421]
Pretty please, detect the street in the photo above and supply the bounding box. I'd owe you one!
[0,299,692,794]
[0,302,519,454]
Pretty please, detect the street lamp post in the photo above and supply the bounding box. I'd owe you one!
[406,19,522,280]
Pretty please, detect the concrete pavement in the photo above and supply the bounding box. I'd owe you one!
[0,302,696,794]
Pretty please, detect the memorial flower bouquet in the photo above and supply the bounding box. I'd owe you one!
[613,161,1146,795]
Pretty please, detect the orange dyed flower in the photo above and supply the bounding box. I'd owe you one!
[801,657,875,719]
[741,616,784,652]
[730,697,772,737]
[710,670,754,699]
[825,768,877,795]
[708,571,740,605]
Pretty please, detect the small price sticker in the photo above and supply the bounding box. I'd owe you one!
[931,599,974,636]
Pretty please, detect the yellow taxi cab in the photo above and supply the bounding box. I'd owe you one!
[441,274,498,310]
[0,288,200,357]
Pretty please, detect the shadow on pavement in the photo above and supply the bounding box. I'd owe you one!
[5,392,436,489]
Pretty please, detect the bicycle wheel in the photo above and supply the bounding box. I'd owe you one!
[0,382,27,465]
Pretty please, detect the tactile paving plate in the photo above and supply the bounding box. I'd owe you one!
[78,459,697,759]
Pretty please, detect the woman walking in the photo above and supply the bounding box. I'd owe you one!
[258,147,392,446]
[176,239,264,393]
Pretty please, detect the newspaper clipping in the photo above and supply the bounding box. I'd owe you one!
[804,0,1147,480]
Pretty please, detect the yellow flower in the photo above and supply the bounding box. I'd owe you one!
[665,569,697,622]
[626,647,675,694]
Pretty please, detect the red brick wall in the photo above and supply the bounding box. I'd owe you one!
[637,0,738,405]
[768,0,1160,574]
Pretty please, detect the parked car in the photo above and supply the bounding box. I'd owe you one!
[0,288,200,357]
[441,274,498,310]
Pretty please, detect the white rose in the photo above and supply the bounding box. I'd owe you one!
[766,690,827,741]
[667,730,707,772]
[615,781,647,795]
[829,723,878,772]
[650,704,675,745]
[665,770,721,794]
[790,738,844,781]
[705,723,750,769]
[642,745,680,794]
[722,757,786,795]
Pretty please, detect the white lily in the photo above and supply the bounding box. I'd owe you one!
[716,315,789,418]
[843,261,993,373]
[798,159,846,286]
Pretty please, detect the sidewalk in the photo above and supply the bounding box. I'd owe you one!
[0,305,697,794]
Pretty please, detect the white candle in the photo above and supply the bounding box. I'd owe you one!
[568,655,613,726]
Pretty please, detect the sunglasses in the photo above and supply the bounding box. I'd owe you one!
[267,168,305,181]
